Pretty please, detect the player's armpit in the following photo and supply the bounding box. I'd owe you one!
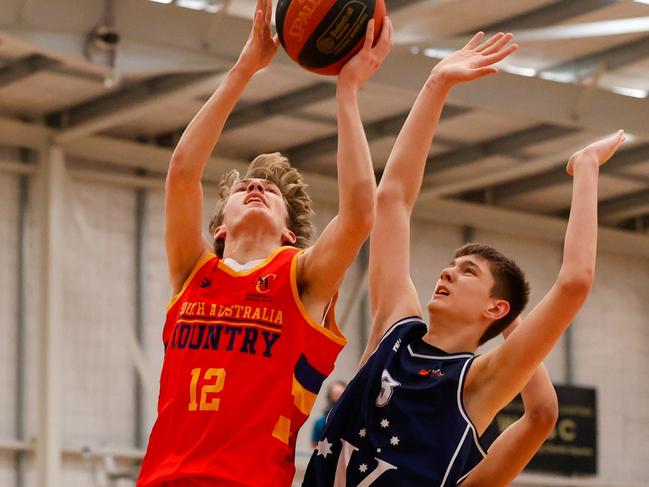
[462,364,557,487]
[461,415,552,487]
[359,198,422,368]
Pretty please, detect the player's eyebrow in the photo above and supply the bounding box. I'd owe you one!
[460,259,481,274]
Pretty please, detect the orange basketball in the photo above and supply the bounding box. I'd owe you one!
[275,0,386,75]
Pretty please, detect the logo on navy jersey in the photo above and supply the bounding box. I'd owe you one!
[199,277,212,288]
[418,368,445,378]
[256,273,277,294]
[376,370,401,407]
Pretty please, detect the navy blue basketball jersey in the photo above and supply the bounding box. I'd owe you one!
[303,317,488,487]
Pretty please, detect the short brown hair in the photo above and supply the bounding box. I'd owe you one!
[454,243,530,345]
[208,153,315,257]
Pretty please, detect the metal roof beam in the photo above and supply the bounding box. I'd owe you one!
[284,105,470,169]
[485,142,649,203]
[468,0,617,34]
[0,54,59,88]
[598,188,649,219]
[422,123,579,178]
[542,35,649,79]
[48,70,225,143]
[225,82,336,131]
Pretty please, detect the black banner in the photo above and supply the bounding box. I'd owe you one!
[486,385,597,475]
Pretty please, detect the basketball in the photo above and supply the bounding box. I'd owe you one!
[275,0,386,75]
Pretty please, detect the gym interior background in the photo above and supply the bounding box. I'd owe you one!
[1,0,649,485]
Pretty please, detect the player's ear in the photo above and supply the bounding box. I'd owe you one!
[214,225,227,241]
[484,299,509,321]
[282,229,296,245]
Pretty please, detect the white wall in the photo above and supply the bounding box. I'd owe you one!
[0,169,19,487]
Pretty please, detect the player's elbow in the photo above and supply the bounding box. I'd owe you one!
[557,268,594,297]
[167,151,199,184]
[343,197,375,237]
[526,398,558,436]
[376,187,411,214]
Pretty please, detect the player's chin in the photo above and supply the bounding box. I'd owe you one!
[427,297,446,311]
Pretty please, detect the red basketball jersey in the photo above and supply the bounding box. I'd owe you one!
[137,247,346,487]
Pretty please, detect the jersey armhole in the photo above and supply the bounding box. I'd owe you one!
[166,252,216,311]
[363,316,424,364]
[457,357,489,458]
[290,250,346,346]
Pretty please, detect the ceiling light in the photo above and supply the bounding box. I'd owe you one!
[501,65,537,77]
[176,0,207,10]
[610,86,649,99]
[149,0,223,12]
[422,48,454,59]
[538,71,577,83]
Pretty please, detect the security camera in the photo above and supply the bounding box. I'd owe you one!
[91,24,120,51]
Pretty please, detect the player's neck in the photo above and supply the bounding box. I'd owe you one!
[423,314,480,354]
[222,233,285,264]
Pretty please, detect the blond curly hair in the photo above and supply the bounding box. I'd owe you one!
[208,153,315,258]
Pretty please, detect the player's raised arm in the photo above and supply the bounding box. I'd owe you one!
[467,131,625,432]
[463,321,558,487]
[361,33,518,365]
[299,18,392,316]
[165,0,278,293]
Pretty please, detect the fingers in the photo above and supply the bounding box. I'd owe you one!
[373,16,393,58]
[477,43,519,66]
[252,0,265,34]
[251,0,274,41]
[254,0,264,17]
[475,32,504,52]
[363,19,375,51]
[262,0,272,38]
[481,32,513,56]
[264,0,273,27]
[464,32,484,50]
[613,129,625,152]
[252,9,263,38]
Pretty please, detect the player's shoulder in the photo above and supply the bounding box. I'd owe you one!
[372,315,427,356]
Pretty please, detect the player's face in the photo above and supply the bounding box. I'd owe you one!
[428,255,497,324]
[220,178,292,240]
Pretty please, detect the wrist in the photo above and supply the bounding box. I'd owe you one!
[569,152,600,172]
[336,79,360,99]
[425,70,454,93]
[230,62,256,82]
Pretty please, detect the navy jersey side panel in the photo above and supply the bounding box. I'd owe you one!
[303,317,486,487]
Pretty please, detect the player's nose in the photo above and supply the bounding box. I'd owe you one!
[440,268,454,282]
[247,179,265,193]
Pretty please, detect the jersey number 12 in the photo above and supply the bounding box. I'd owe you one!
[188,368,226,411]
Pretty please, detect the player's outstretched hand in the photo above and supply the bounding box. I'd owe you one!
[431,32,518,88]
[236,0,279,76]
[338,16,393,90]
[566,130,625,176]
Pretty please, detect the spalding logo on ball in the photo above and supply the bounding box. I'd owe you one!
[276,0,386,75]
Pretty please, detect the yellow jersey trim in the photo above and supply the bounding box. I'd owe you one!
[289,250,347,346]
[216,246,294,277]
[292,376,318,416]
[272,415,291,445]
[166,252,216,311]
